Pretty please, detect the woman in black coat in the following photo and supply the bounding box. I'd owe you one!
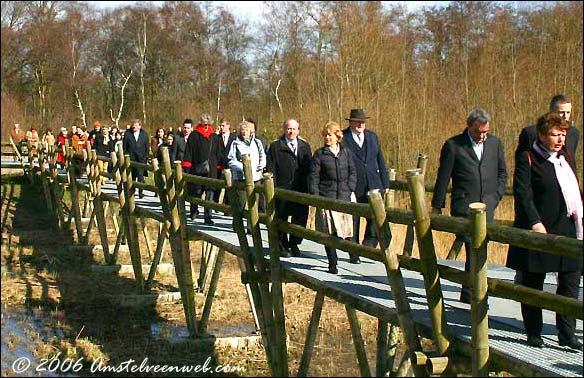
[310,121,357,274]
[156,133,177,166]
[507,112,583,350]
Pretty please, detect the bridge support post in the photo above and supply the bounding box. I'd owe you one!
[223,170,264,337]
[110,151,126,265]
[38,143,53,215]
[297,291,324,377]
[198,246,225,334]
[376,319,389,377]
[345,305,372,377]
[406,169,450,356]
[469,202,489,376]
[241,156,279,375]
[368,189,428,377]
[90,150,111,264]
[145,219,170,291]
[155,148,197,336]
[66,147,84,243]
[119,150,144,294]
[402,154,427,257]
[264,172,289,377]
[47,145,65,230]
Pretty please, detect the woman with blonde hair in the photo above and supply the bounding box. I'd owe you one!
[310,121,357,274]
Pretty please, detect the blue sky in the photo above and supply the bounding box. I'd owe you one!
[90,1,451,19]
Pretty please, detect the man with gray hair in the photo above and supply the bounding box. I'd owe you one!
[431,107,508,303]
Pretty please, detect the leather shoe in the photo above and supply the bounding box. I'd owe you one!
[204,218,214,225]
[526,335,544,348]
[349,257,361,264]
[289,244,301,257]
[363,238,378,248]
[328,265,338,274]
[559,337,583,350]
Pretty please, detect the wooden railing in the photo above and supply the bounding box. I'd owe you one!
[14,141,584,377]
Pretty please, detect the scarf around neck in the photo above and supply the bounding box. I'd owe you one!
[532,141,583,239]
[196,124,215,140]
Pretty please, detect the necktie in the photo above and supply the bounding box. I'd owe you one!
[290,142,296,155]
[358,134,363,147]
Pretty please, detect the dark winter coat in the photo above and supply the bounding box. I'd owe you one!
[181,125,221,179]
[341,128,389,199]
[506,148,581,273]
[310,145,357,201]
[431,130,508,221]
[267,136,312,192]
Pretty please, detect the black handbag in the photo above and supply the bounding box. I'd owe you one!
[193,160,209,176]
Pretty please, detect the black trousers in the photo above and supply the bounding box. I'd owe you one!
[131,167,146,184]
[520,270,581,339]
[276,200,308,247]
[352,190,377,244]
[193,186,214,220]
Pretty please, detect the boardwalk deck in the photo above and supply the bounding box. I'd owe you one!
[85,178,583,376]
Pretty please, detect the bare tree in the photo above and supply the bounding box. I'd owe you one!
[109,70,133,128]
[136,12,147,127]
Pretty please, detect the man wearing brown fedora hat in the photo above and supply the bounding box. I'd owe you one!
[342,108,390,259]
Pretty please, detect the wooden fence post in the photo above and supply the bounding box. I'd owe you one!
[223,169,263,335]
[119,150,144,294]
[110,150,126,264]
[385,168,396,209]
[92,151,111,264]
[345,305,372,377]
[406,169,450,356]
[403,154,427,257]
[37,143,53,213]
[173,161,198,334]
[198,246,225,333]
[241,155,278,375]
[156,148,197,336]
[297,291,325,377]
[47,145,65,229]
[469,202,489,376]
[368,189,428,377]
[66,147,84,242]
[264,172,289,377]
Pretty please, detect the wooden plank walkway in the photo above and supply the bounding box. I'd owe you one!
[3,162,582,376]
[86,178,582,376]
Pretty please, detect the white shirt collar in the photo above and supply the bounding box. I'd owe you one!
[351,131,364,147]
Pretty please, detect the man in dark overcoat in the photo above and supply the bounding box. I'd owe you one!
[122,119,150,198]
[342,108,390,261]
[267,119,312,257]
[181,113,221,224]
[215,118,236,203]
[431,107,508,303]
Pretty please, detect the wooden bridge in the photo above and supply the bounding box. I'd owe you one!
[1,141,582,377]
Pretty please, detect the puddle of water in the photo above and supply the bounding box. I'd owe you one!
[1,307,75,377]
[150,322,258,341]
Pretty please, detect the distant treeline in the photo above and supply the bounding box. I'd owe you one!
[1,1,582,180]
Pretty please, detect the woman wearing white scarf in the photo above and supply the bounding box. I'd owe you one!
[507,112,583,351]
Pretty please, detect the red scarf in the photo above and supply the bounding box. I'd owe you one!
[195,124,215,139]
